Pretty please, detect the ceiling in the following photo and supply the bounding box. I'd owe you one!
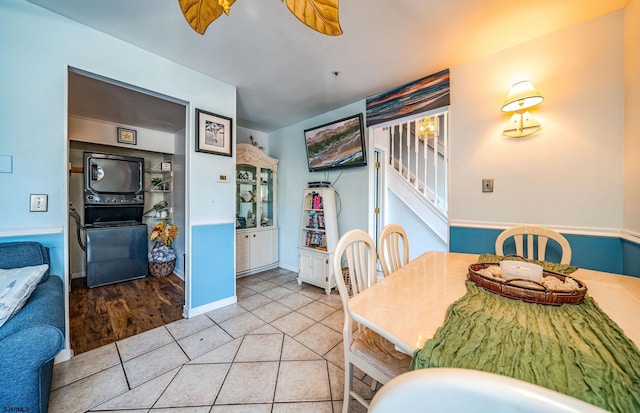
[28,0,626,133]
[68,70,187,134]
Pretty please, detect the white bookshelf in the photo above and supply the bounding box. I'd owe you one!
[297,187,338,294]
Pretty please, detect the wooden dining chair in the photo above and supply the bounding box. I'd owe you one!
[495,225,572,264]
[333,229,411,413]
[377,224,410,277]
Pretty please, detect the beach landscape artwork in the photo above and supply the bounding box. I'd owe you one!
[366,68,450,127]
[304,113,366,172]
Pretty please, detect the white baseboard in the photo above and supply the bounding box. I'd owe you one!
[54,348,74,363]
[278,262,298,273]
[185,295,237,318]
[236,263,278,277]
[71,271,85,279]
[173,268,185,280]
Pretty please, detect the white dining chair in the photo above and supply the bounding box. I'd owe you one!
[377,224,410,277]
[333,229,411,413]
[495,225,572,264]
[369,368,607,413]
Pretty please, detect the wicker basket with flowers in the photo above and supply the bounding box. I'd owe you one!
[148,222,178,277]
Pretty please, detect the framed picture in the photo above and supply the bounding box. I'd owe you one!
[117,127,137,145]
[196,109,233,157]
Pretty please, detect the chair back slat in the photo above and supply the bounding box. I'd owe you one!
[495,225,572,264]
[537,236,549,261]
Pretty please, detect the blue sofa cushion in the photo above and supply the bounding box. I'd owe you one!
[0,241,63,413]
[0,276,64,413]
[0,242,51,282]
[0,264,49,328]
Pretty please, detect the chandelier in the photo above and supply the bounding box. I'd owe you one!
[418,115,439,141]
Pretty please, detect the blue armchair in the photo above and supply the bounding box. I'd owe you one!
[0,242,65,413]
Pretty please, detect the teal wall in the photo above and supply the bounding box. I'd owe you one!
[0,234,64,278]
[191,224,235,307]
[622,239,640,277]
[450,226,638,277]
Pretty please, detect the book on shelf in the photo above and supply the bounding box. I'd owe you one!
[317,214,325,228]
[303,231,328,249]
[310,192,323,210]
[305,211,326,229]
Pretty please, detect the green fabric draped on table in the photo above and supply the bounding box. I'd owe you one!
[410,276,640,412]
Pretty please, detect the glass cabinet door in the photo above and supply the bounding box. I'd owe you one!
[259,167,274,227]
[236,164,257,229]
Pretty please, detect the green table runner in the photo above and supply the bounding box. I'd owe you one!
[410,280,640,412]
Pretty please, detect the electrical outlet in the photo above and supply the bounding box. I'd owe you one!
[30,194,48,212]
[482,178,494,193]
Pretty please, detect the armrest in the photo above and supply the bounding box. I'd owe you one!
[0,324,64,369]
[0,325,63,413]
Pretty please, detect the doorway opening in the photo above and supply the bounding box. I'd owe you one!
[371,107,450,258]
[67,68,187,354]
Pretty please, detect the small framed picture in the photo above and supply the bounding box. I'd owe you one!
[196,109,233,157]
[117,127,137,145]
[161,162,172,171]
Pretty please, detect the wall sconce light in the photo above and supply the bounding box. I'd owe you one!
[501,81,544,138]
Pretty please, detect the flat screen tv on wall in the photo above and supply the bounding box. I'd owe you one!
[304,113,367,172]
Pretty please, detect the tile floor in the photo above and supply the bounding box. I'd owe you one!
[50,268,373,412]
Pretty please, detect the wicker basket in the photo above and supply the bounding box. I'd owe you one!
[468,263,587,306]
[149,259,176,277]
[342,267,353,296]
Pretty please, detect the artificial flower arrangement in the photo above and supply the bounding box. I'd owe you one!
[149,222,178,263]
[150,222,178,247]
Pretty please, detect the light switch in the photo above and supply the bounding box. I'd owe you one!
[482,178,494,193]
[30,194,48,212]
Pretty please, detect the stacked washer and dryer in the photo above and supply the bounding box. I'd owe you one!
[83,152,148,287]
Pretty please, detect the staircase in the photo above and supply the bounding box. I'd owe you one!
[387,165,448,242]
[384,110,449,243]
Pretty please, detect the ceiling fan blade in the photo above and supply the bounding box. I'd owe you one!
[282,0,343,36]
[178,0,236,35]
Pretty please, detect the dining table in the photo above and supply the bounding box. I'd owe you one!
[348,251,640,356]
